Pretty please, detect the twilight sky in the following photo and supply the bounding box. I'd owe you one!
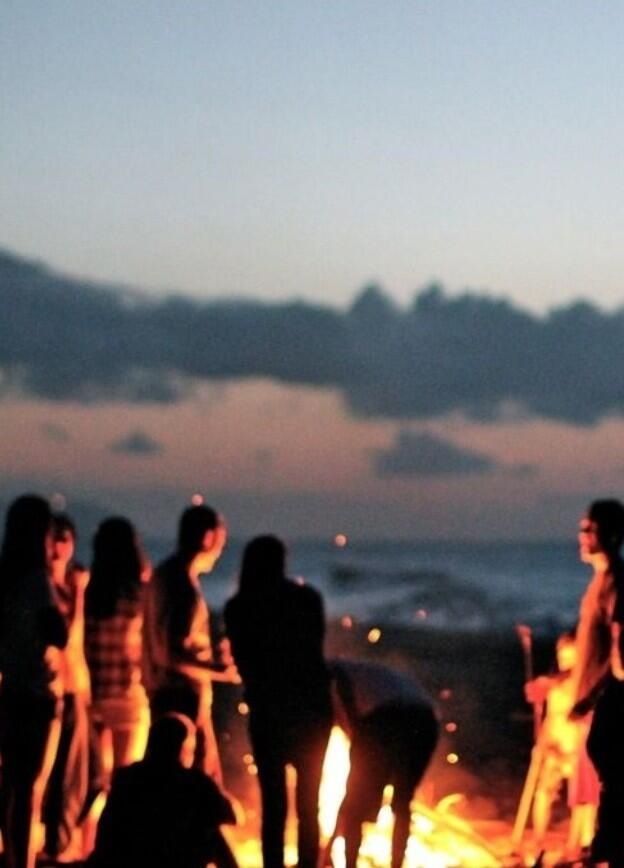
[2,1,624,540]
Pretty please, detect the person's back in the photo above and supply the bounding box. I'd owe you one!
[225,577,329,721]
[88,714,236,868]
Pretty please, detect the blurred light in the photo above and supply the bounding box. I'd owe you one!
[446,753,459,765]
[341,615,353,629]
[439,688,452,701]
[248,764,258,776]
[415,609,428,620]
[445,722,458,733]
[51,492,66,511]
[191,493,204,505]
[238,702,249,716]
[243,753,254,765]
[334,533,348,548]
[367,628,382,644]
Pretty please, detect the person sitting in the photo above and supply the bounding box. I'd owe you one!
[87,712,238,868]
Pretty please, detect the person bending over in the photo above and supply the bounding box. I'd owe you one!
[330,659,439,868]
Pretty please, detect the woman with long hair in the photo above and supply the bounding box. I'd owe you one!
[85,517,150,785]
[224,535,332,868]
[0,494,67,868]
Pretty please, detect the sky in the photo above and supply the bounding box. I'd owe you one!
[2,1,624,542]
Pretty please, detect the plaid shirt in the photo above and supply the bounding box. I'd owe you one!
[85,596,144,701]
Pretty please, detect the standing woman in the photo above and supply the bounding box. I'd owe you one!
[85,517,150,786]
[224,535,332,868]
[0,494,67,868]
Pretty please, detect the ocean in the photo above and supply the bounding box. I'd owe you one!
[164,538,590,638]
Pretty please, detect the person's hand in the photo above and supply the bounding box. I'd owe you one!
[74,567,90,592]
[524,675,551,704]
[223,663,242,685]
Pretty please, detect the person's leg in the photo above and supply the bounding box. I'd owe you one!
[391,793,411,868]
[293,722,331,868]
[251,718,288,868]
[2,694,61,868]
[196,688,222,784]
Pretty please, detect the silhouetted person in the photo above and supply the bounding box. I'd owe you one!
[85,517,151,784]
[143,504,237,781]
[0,494,68,868]
[571,499,624,867]
[224,535,332,868]
[329,659,439,868]
[43,512,91,861]
[88,713,238,868]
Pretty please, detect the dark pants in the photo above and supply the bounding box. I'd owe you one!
[0,691,61,868]
[43,692,89,856]
[249,709,332,868]
[588,678,624,867]
[340,704,439,868]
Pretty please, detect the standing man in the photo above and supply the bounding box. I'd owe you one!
[571,499,624,866]
[143,504,237,781]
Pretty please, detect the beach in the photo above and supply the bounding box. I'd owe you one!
[213,616,559,864]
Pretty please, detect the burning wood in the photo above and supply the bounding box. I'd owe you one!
[231,727,502,867]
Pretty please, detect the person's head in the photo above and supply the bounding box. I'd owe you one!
[177,504,226,573]
[87,516,145,618]
[0,494,53,581]
[51,513,76,573]
[239,535,287,595]
[145,713,196,768]
[556,630,577,673]
[579,499,624,563]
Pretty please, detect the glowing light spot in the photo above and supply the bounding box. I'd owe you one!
[191,493,204,505]
[445,722,458,733]
[415,609,428,620]
[334,533,348,548]
[247,763,258,776]
[238,702,249,716]
[341,615,353,629]
[439,688,452,701]
[51,492,66,511]
[446,752,459,765]
[243,753,254,765]
[367,628,382,644]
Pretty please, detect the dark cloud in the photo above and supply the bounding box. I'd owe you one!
[374,431,496,478]
[3,248,624,425]
[109,430,162,456]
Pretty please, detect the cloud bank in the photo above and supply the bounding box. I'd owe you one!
[2,248,624,425]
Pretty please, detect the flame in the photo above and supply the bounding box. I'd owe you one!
[232,726,501,867]
[316,726,501,868]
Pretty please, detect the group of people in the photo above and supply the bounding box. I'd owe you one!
[520,499,624,868]
[0,493,439,868]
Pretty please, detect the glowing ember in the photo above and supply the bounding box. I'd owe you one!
[334,533,348,547]
[415,609,428,620]
[446,753,459,765]
[238,701,250,716]
[341,615,354,629]
[191,492,204,505]
[367,627,382,644]
[445,722,458,733]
